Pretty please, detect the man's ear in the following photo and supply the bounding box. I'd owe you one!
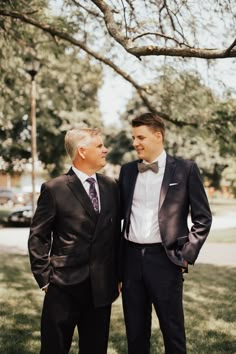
[78,147,86,159]
[155,131,162,141]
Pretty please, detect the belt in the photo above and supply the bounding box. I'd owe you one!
[124,239,163,250]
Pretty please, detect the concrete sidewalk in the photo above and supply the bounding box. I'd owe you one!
[0,224,235,267]
[196,242,236,267]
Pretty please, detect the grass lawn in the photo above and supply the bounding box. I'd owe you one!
[0,254,235,353]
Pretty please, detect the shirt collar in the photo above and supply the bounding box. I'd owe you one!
[143,150,166,167]
[72,166,97,184]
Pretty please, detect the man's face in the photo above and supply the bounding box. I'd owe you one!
[132,125,163,162]
[83,134,108,171]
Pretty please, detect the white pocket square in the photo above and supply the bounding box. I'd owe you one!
[169,183,178,186]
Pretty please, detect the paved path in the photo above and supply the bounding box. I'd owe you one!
[196,242,235,266]
[0,212,235,266]
[195,210,236,266]
[0,227,29,255]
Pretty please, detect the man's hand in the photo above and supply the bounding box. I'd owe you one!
[181,260,188,273]
[42,284,49,293]
[118,282,122,293]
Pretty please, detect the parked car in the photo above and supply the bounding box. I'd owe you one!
[7,206,33,226]
[0,188,17,205]
[14,190,32,206]
[0,188,31,206]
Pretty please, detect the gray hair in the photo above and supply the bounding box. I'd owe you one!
[64,128,101,161]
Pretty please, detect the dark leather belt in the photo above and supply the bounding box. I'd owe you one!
[124,239,163,249]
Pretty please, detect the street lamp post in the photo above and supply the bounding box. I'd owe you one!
[26,59,40,213]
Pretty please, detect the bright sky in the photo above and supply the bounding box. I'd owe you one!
[98,73,132,128]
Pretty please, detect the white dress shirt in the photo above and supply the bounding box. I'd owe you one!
[72,166,101,211]
[127,150,166,244]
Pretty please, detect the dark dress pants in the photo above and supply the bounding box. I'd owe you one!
[122,240,186,354]
[40,279,111,354]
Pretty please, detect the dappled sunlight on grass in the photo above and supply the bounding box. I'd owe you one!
[0,255,235,353]
[184,264,236,353]
[206,316,235,334]
[0,254,43,353]
[109,298,127,354]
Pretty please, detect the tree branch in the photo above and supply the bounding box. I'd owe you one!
[224,37,236,55]
[136,88,198,127]
[71,0,101,18]
[0,8,204,127]
[89,0,132,48]
[0,9,138,86]
[90,0,236,59]
[120,0,128,38]
[128,45,236,59]
[132,31,192,48]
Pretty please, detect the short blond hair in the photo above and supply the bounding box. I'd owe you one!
[65,128,101,161]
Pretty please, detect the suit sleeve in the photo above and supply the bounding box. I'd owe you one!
[28,183,56,288]
[182,162,212,264]
[118,165,125,220]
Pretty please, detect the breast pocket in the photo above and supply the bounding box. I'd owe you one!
[167,183,184,203]
[169,182,181,189]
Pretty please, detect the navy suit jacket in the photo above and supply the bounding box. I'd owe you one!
[119,154,212,267]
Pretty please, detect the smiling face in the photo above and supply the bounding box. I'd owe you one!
[79,134,108,174]
[70,130,108,175]
[132,125,163,162]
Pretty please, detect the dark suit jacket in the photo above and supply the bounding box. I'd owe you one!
[119,154,212,268]
[28,168,120,307]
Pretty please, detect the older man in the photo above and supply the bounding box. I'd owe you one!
[28,128,120,354]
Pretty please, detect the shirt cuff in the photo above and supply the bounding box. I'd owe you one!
[41,283,49,290]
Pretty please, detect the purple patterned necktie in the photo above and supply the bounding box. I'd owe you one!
[86,177,99,213]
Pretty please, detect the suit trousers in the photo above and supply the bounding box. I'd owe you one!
[40,279,111,354]
[122,240,186,354]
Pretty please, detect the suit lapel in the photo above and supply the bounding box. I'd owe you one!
[96,174,108,215]
[93,174,113,240]
[159,155,176,210]
[126,163,139,219]
[66,169,98,220]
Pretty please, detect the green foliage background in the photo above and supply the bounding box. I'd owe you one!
[0,1,103,177]
[0,0,236,193]
[106,68,236,194]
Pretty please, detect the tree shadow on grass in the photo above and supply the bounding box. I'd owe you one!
[109,304,127,354]
[0,253,42,354]
[109,264,236,354]
[184,264,236,353]
[0,256,235,354]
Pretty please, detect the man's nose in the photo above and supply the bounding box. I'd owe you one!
[133,138,138,147]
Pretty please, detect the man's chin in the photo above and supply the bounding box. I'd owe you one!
[136,152,144,159]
